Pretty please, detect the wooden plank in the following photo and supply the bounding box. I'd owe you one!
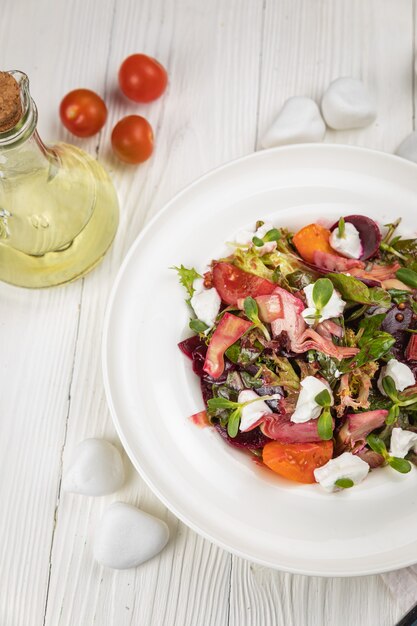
[0,1,117,625]
[43,0,263,624]
[229,1,413,624]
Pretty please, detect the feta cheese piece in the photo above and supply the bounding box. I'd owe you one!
[329,222,362,259]
[290,376,333,424]
[260,96,326,147]
[238,389,275,432]
[314,452,370,492]
[190,287,221,329]
[301,282,346,326]
[377,359,415,395]
[232,221,277,255]
[390,427,417,458]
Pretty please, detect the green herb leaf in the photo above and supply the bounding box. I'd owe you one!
[327,273,391,308]
[227,408,241,438]
[225,342,241,364]
[396,268,417,289]
[338,217,345,238]
[335,477,354,489]
[171,265,201,298]
[344,332,395,371]
[243,296,259,321]
[207,397,239,411]
[317,409,333,440]
[312,278,334,311]
[382,376,399,402]
[189,318,209,333]
[263,228,281,242]
[357,314,386,346]
[243,297,271,341]
[386,404,400,425]
[387,456,412,473]
[252,235,265,247]
[315,389,332,407]
[366,433,388,458]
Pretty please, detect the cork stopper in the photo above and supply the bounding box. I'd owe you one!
[0,71,22,132]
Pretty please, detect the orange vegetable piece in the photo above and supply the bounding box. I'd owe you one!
[292,223,337,264]
[262,440,333,483]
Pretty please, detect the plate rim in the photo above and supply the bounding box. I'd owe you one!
[102,143,417,577]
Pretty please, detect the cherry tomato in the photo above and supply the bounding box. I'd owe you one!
[212,262,276,306]
[59,89,107,137]
[111,115,154,164]
[262,440,333,484]
[118,54,167,103]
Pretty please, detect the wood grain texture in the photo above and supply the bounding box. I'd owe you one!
[0,0,413,625]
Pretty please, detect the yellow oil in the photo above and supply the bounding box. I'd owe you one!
[0,143,119,288]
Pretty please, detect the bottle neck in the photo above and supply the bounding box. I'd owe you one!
[0,71,38,149]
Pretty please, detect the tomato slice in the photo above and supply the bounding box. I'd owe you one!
[262,440,333,484]
[203,312,252,379]
[212,262,276,305]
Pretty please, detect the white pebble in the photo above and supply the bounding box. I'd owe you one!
[63,438,125,496]
[321,77,376,130]
[396,131,417,164]
[94,502,169,569]
[260,96,326,148]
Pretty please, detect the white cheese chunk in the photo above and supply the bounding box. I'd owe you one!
[190,280,221,329]
[238,389,274,432]
[301,282,346,326]
[377,359,415,395]
[290,376,333,424]
[389,427,417,459]
[329,222,362,259]
[314,452,370,492]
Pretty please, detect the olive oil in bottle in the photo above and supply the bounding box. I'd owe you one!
[0,71,119,288]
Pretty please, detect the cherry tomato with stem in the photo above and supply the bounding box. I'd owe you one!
[118,54,167,103]
[59,89,107,137]
[111,115,154,164]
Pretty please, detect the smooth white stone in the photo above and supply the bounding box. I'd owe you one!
[321,77,376,130]
[260,96,326,148]
[94,502,169,569]
[63,438,125,496]
[396,131,417,164]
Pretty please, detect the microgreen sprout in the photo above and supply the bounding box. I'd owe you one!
[243,297,271,341]
[334,478,354,489]
[338,217,345,238]
[380,241,408,261]
[252,228,281,248]
[381,375,417,425]
[207,393,279,438]
[314,388,333,441]
[189,319,209,333]
[310,278,334,323]
[366,433,412,474]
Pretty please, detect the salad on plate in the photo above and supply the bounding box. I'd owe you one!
[174,214,417,492]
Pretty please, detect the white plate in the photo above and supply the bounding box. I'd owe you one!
[103,144,417,576]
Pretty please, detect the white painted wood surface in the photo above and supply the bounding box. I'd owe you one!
[0,1,413,624]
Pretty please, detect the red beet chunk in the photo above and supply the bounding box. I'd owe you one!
[330,215,382,261]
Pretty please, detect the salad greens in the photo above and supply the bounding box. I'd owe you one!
[175,215,417,490]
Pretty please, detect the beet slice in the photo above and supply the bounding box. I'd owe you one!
[214,423,269,450]
[330,215,382,261]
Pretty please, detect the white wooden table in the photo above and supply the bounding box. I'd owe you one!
[1,1,413,624]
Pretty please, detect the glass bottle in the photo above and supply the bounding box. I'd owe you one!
[0,70,119,288]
